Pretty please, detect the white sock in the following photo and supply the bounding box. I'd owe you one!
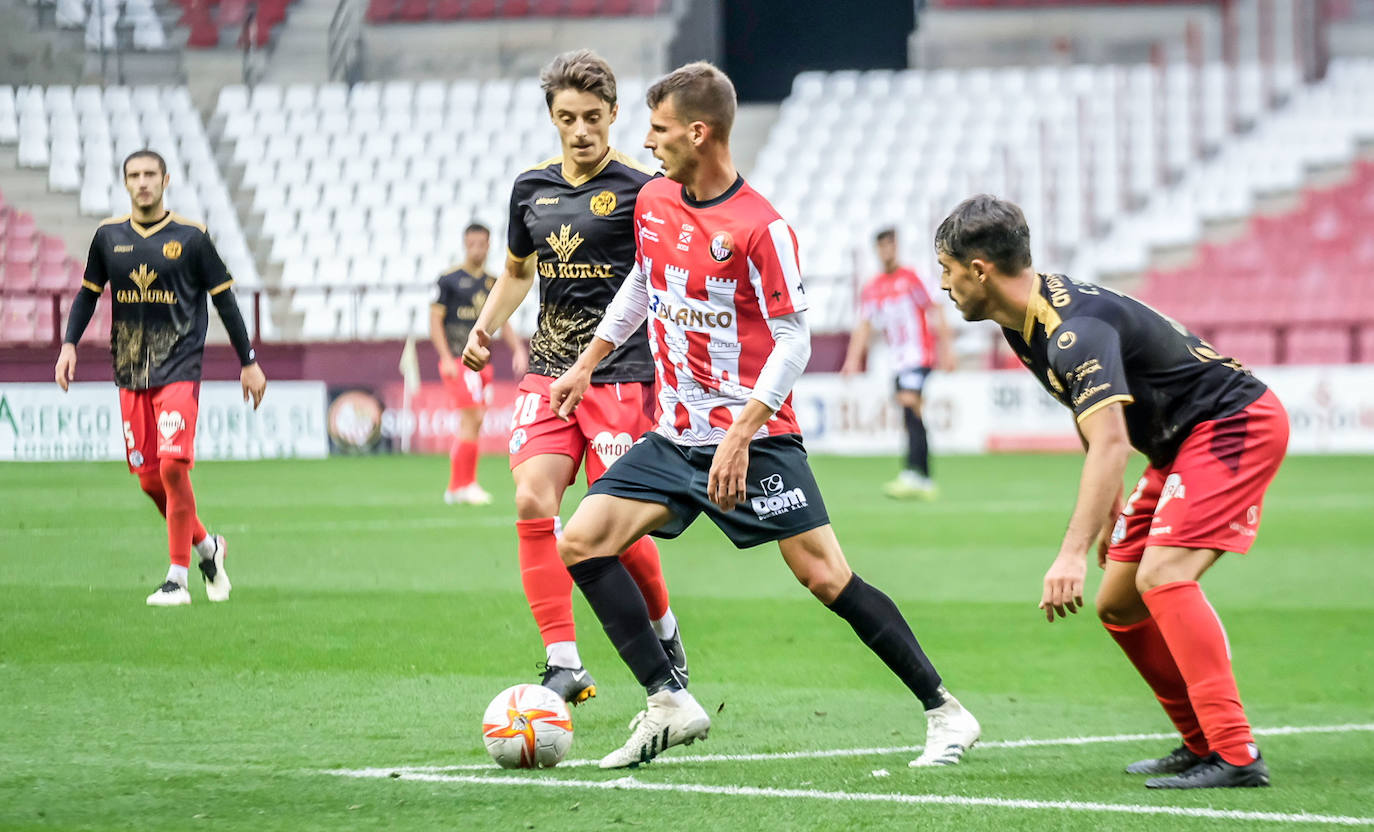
[546,641,581,669]
[166,564,189,586]
[651,608,678,641]
[193,535,217,561]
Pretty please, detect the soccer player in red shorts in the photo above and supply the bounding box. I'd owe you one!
[462,50,685,705]
[429,221,527,505]
[55,150,267,607]
[935,194,1287,789]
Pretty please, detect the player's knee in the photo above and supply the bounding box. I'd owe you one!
[137,472,161,497]
[1096,595,1146,626]
[159,459,190,489]
[514,482,557,520]
[794,561,851,605]
[556,527,595,567]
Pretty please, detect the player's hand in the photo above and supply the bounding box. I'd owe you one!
[54,343,77,391]
[241,362,267,410]
[463,327,491,371]
[511,342,529,377]
[439,356,460,379]
[549,366,592,421]
[707,432,750,513]
[1040,552,1086,623]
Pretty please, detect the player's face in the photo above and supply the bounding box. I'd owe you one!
[549,89,616,168]
[645,97,696,184]
[464,230,490,266]
[938,250,989,321]
[124,159,167,211]
[876,237,898,270]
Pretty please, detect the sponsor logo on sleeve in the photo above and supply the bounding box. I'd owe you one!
[1073,382,1113,407]
[1056,330,1077,349]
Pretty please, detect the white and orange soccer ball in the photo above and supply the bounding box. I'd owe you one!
[481,684,574,769]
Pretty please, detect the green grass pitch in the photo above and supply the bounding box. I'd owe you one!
[1,452,1371,831]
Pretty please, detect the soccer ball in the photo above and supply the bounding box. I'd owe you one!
[481,683,574,769]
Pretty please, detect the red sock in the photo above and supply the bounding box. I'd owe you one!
[449,440,478,491]
[159,459,199,569]
[1104,618,1208,756]
[140,470,207,546]
[619,536,669,621]
[517,518,575,645]
[1143,581,1257,766]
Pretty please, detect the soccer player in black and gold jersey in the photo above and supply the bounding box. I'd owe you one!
[55,150,267,608]
[936,195,1286,789]
[462,50,686,705]
[430,221,527,505]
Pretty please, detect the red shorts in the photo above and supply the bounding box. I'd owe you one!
[441,363,494,410]
[508,373,653,484]
[1108,389,1289,562]
[118,381,200,475]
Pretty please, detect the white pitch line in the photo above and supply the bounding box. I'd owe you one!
[383,722,1374,773]
[324,769,1374,827]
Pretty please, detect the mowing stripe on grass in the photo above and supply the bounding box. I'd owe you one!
[386,721,1374,772]
[325,769,1374,826]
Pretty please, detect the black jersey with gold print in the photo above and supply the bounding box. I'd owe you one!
[432,266,495,355]
[1004,273,1268,468]
[82,213,235,390]
[507,149,655,383]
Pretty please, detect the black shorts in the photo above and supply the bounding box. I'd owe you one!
[894,366,933,394]
[587,432,831,549]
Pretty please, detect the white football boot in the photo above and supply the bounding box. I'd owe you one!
[445,484,493,505]
[197,535,231,602]
[910,690,980,767]
[146,580,191,607]
[599,688,710,769]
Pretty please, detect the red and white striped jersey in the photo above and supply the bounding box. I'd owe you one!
[859,267,937,370]
[633,176,807,445]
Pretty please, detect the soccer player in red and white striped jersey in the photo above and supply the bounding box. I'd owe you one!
[843,228,954,499]
[547,62,979,770]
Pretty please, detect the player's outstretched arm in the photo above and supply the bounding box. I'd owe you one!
[464,254,535,371]
[550,261,654,419]
[1041,402,1131,622]
[840,318,871,377]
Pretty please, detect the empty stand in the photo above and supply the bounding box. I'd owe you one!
[365,0,665,23]
[219,77,659,339]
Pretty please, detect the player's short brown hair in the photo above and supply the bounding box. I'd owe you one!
[646,61,736,139]
[540,49,617,109]
[874,227,897,244]
[935,194,1033,275]
[122,149,166,177]
[464,222,490,237]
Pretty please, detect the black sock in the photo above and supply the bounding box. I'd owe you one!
[567,556,676,693]
[827,573,945,710]
[904,408,929,477]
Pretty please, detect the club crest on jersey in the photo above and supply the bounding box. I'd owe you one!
[162,240,182,260]
[709,231,734,262]
[590,190,617,216]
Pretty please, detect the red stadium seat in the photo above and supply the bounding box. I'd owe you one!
[1286,328,1354,365]
[3,261,37,291]
[500,0,530,16]
[37,235,67,265]
[1213,329,1277,367]
[530,0,563,14]
[398,0,431,19]
[36,260,72,292]
[431,0,462,18]
[465,0,497,16]
[8,211,36,240]
[367,0,399,21]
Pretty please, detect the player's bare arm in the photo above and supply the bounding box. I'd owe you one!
[1042,401,1132,622]
[430,303,459,378]
[54,343,77,391]
[932,304,957,372]
[1076,421,1128,567]
[240,362,267,409]
[463,254,535,371]
[840,317,872,377]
